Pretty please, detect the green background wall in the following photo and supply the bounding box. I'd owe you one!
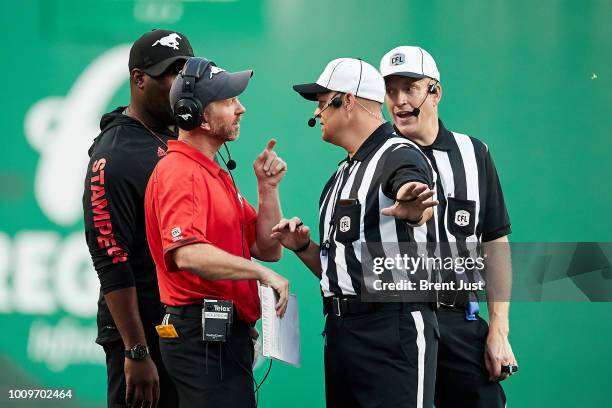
[1,0,610,406]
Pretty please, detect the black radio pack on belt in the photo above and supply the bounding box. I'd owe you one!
[201,299,234,342]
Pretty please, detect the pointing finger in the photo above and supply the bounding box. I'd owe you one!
[265,139,277,152]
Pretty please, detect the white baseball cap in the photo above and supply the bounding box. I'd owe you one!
[379,46,440,82]
[293,58,385,103]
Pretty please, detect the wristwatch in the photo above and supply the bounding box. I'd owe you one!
[125,344,149,360]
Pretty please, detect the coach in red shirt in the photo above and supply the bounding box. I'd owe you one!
[144,57,289,408]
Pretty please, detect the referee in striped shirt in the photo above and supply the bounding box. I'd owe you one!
[379,46,518,407]
[272,58,439,408]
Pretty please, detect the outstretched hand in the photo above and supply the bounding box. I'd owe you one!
[381,182,438,223]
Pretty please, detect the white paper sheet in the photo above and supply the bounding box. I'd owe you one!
[260,285,301,367]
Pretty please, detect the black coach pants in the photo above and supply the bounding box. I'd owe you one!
[102,330,177,408]
[159,312,255,408]
[324,303,439,408]
[434,307,506,408]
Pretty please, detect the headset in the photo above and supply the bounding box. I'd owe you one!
[308,93,343,127]
[406,80,439,117]
[428,81,438,94]
[307,59,365,127]
[173,57,212,131]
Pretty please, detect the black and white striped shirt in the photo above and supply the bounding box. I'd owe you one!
[411,120,511,244]
[403,120,512,293]
[318,122,435,297]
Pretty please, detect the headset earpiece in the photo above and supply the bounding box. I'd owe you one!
[173,57,211,130]
[330,96,343,108]
[174,98,203,131]
[428,82,438,95]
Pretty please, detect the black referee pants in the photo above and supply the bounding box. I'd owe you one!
[434,307,506,408]
[102,330,177,408]
[324,303,439,408]
[159,312,255,408]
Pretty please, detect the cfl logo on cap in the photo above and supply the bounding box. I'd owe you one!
[390,53,405,66]
[339,216,351,233]
[454,210,470,227]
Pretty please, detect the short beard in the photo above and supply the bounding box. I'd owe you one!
[209,120,238,142]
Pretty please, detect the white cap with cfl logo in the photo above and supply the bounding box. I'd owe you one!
[379,46,440,82]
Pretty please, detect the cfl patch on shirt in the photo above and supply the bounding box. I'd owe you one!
[171,227,183,242]
[454,210,470,226]
[339,216,351,233]
[446,197,476,238]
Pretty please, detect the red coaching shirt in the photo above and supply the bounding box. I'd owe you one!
[144,140,260,324]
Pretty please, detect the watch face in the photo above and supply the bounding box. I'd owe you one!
[132,344,148,360]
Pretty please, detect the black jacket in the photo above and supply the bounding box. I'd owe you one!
[82,107,176,345]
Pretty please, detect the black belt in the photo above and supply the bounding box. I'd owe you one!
[165,303,249,329]
[165,303,203,319]
[323,296,434,317]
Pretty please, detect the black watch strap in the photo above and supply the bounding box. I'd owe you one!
[293,240,311,253]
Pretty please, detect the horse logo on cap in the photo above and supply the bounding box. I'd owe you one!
[209,66,226,79]
[152,33,182,50]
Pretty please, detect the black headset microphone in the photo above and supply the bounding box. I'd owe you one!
[219,143,237,170]
[405,82,438,118]
[307,94,343,127]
